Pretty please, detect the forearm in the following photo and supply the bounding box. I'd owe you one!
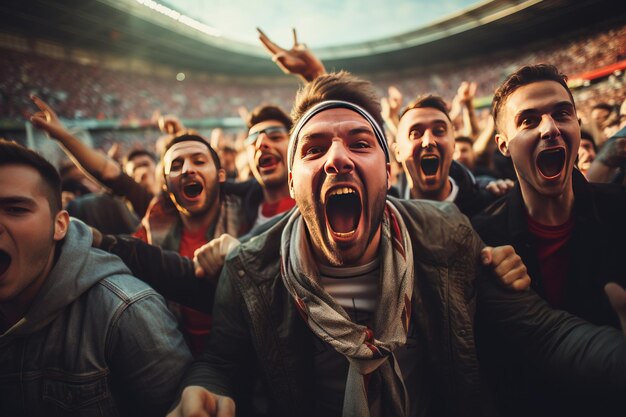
[585,160,619,183]
[101,172,154,217]
[477,279,626,390]
[472,117,495,157]
[111,293,193,416]
[462,102,480,139]
[98,233,214,312]
[53,129,121,181]
[177,268,254,401]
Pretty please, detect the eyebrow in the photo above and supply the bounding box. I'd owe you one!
[0,196,37,206]
[407,119,448,131]
[170,152,208,162]
[514,101,575,120]
[300,126,375,141]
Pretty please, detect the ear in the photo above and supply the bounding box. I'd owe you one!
[218,168,226,183]
[53,210,70,241]
[495,133,510,157]
[386,163,392,191]
[392,142,402,163]
[288,171,295,198]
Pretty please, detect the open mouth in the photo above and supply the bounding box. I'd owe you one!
[258,154,279,169]
[420,155,440,176]
[182,181,204,199]
[325,187,362,237]
[536,148,566,179]
[0,249,11,277]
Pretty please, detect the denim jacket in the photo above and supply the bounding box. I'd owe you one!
[0,219,192,417]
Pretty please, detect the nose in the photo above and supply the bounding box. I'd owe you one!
[255,132,271,151]
[539,115,561,140]
[181,158,196,175]
[324,141,354,175]
[421,130,435,149]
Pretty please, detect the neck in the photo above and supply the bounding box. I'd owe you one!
[312,225,382,268]
[0,246,56,331]
[180,199,221,233]
[520,180,574,226]
[410,178,452,202]
[262,182,291,204]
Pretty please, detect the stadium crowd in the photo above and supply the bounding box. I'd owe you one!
[1,24,625,123]
[1,19,626,417]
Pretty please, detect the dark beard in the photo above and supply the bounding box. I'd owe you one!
[299,183,388,267]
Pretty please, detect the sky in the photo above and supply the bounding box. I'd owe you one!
[164,0,482,48]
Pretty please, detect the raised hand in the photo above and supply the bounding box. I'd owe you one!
[481,245,531,291]
[193,234,240,281]
[485,178,515,196]
[257,28,326,82]
[29,95,69,140]
[457,81,477,104]
[167,386,235,417]
[158,114,185,135]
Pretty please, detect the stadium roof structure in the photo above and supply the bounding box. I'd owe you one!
[1,0,625,77]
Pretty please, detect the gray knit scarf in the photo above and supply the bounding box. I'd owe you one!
[280,200,414,417]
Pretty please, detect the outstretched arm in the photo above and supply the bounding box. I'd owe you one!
[586,137,626,184]
[29,95,121,182]
[458,81,480,139]
[381,85,403,140]
[477,274,626,393]
[257,28,326,82]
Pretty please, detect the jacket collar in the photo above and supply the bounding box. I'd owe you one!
[506,168,599,238]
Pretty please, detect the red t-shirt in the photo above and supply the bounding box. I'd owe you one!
[178,226,212,357]
[261,196,296,218]
[525,213,573,308]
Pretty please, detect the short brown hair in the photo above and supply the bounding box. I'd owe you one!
[160,130,220,171]
[400,94,451,121]
[492,64,574,132]
[247,105,292,131]
[291,71,383,130]
[0,139,62,213]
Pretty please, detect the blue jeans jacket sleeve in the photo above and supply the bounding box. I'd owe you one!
[107,290,193,415]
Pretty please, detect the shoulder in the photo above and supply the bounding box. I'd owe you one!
[223,211,289,283]
[391,196,478,242]
[222,179,259,196]
[391,195,467,224]
[471,194,509,228]
[86,273,165,315]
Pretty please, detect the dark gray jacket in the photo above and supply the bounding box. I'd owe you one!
[174,197,626,416]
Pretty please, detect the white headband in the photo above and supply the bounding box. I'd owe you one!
[287,100,390,172]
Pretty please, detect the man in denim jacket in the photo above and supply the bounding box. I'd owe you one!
[0,139,192,416]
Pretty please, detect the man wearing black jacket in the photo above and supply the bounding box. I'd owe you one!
[95,72,626,417]
[472,63,626,416]
[224,105,295,232]
[393,95,511,217]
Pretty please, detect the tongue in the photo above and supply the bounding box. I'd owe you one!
[260,156,278,168]
[421,157,439,176]
[0,251,10,276]
[537,149,565,178]
[327,194,360,234]
[184,184,203,198]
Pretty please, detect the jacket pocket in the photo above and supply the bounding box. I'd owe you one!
[42,372,119,417]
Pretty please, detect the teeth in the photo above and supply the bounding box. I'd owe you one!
[334,230,356,238]
[329,187,356,197]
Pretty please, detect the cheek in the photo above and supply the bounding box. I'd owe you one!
[396,140,415,160]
